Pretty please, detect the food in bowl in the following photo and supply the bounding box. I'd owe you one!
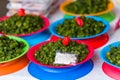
[0,14,44,35]
[0,36,26,62]
[55,16,105,38]
[0,9,45,35]
[34,37,89,66]
[106,44,120,66]
[64,0,110,14]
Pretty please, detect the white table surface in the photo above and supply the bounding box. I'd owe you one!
[0,0,120,80]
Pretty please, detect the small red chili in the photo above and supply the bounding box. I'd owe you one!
[75,17,84,26]
[62,36,70,46]
[17,8,25,16]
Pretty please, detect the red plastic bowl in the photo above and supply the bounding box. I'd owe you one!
[27,37,94,68]
[0,15,50,37]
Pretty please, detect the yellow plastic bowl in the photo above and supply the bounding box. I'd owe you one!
[60,0,114,16]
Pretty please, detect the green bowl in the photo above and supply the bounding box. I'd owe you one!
[0,36,29,63]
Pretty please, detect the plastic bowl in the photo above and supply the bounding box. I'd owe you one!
[60,0,114,16]
[27,37,94,68]
[100,42,120,69]
[49,16,110,40]
[0,36,29,63]
[0,15,50,37]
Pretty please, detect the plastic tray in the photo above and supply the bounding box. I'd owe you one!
[102,62,120,80]
[28,60,93,80]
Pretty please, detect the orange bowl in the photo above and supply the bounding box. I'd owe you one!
[60,0,114,16]
[0,55,29,75]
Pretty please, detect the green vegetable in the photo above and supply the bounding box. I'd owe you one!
[56,16,105,38]
[64,0,110,14]
[34,40,89,66]
[0,36,26,61]
[0,14,44,35]
[106,44,120,66]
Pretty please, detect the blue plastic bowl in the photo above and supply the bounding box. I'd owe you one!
[100,42,120,69]
[49,16,110,40]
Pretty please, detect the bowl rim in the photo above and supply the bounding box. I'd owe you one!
[100,41,120,69]
[60,0,114,16]
[49,16,110,40]
[27,38,94,68]
[0,35,29,63]
[0,15,50,37]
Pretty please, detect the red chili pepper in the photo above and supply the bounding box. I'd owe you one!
[17,8,25,16]
[62,36,70,46]
[75,17,84,26]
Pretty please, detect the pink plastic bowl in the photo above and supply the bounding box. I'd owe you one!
[0,15,50,37]
[27,37,94,68]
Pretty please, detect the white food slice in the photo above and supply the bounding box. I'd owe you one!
[53,51,78,65]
